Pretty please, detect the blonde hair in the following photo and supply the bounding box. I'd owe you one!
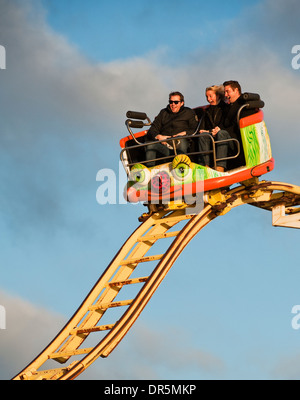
[205,85,225,100]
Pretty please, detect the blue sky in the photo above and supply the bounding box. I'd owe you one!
[0,0,300,380]
[40,0,258,63]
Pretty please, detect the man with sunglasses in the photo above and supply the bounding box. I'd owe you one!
[145,92,198,167]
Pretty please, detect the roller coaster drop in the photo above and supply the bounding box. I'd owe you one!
[13,96,300,380]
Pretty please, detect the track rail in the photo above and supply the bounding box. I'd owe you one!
[13,179,300,380]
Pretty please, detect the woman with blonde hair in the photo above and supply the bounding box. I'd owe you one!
[198,84,231,172]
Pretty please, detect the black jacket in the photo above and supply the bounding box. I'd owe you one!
[199,100,227,131]
[222,96,256,139]
[147,105,198,141]
[222,95,259,168]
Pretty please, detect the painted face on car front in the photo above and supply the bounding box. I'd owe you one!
[169,95,184,113]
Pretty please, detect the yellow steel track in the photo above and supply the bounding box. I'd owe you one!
[13,179,300,380]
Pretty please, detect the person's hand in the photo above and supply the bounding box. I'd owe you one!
[173,131,186,137]
[211,127,220,136]
[156,134,170,145]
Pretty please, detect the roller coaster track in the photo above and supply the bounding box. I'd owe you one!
[13,179,300,380]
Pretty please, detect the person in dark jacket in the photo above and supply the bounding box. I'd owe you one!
[197,85,232,171]
[222,80,245,169]
[145,92,198,167]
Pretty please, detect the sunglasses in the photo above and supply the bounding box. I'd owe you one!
[169,100,181,104]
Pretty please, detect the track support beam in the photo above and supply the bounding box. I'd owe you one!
[12,180,300,380]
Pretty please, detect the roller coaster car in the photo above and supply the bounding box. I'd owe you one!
[120,93,274,207]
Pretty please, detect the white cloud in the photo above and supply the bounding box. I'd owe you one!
[121,324,225,378]
[0,290,65,379]
[0,289,225,380]
[1,0,300,144]
[272,352,300,380]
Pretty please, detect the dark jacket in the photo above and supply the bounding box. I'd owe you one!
[199,100,227,131]
[147,105,198,141]
[222,95,259,168]
[222,96,257,138]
